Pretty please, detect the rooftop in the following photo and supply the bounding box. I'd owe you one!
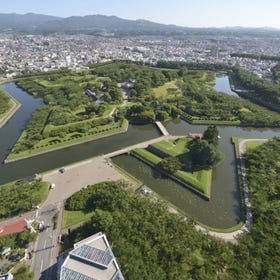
[59,232,124,280]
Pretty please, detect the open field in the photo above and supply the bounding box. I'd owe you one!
[246,141,263,151]
[152,80,181,100]
[62,210,94,229]
[131,148,162,165]
[150,138,191,156]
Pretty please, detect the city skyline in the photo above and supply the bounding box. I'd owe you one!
[1,0,280,29]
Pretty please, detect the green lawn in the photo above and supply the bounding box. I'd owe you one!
[246,141,263,151]
[175,169,211,197]
[0,89,16,120]
[152,81,181,100]
[151,138,191,157]
[62,210,94,228]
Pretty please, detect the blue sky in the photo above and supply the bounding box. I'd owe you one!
[2,0,280,28]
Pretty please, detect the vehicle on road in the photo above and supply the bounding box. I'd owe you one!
[59,167,65,173]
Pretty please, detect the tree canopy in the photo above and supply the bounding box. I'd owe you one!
[188,137,221,169]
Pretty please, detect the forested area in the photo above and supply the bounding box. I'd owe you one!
[64,181,232,279]
[92,62,280,126]
[62,137,280,279]
[0,179,49,218]
[230,66,280,111]
[234,137,280,279]
[178,70,280,125]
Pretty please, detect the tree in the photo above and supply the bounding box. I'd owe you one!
[158,157,183,174]
[156,110,169,121]
[189,138,221,169]
[203,125,219,146]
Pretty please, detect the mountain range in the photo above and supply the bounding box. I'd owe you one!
[0,13,278,35]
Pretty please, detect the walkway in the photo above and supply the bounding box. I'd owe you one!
[155,121,169,136]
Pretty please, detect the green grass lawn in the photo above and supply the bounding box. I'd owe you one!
[62,210,94,228]
[152,81,181,100]
[151,138,191,157]
[246,141,263,151]
[175,169,211,197]
[0,89,16,120]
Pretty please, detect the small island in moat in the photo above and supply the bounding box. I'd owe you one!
[130,126,221,199]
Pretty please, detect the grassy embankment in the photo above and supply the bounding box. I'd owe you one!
[0,88,21,128]
[131,138,212,199]
[6,118,128,162]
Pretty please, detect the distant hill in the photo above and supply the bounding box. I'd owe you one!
[0,13,61,31]
[0,13,279,35]
[36,14,187,34]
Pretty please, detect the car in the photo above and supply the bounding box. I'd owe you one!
[59,167,65,173]
[50,183,56,189]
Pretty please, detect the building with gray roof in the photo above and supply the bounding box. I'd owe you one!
[58,232,124,280]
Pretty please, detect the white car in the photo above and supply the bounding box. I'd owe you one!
[50,183,56,189]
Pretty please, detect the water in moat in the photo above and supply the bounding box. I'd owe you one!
[214,75,239,97]
[1,81,280,228]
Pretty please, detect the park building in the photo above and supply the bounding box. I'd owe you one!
[57,232,124,280]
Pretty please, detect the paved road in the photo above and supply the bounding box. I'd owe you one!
[32,203,61,280]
